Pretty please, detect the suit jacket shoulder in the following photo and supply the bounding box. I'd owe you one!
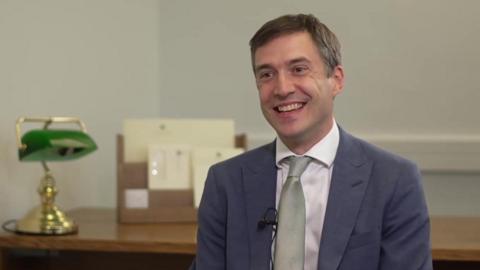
[322,129,431,270]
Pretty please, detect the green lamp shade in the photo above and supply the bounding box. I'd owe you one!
[19,129,97,161]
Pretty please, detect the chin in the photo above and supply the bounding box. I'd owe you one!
[275,128,303,142]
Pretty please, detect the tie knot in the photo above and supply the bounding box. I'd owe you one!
[287,156,312,178]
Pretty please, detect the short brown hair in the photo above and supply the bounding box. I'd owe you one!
[249,14,341,77]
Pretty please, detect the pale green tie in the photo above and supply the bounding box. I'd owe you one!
[274,156,312,270]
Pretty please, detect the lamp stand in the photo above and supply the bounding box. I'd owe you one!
[16,162,78,235]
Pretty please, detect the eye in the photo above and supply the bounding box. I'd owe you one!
[257,70,274,81]
[292,65,309,75]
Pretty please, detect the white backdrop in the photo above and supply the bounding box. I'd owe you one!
[0,0,161,222]
[1,0,479,224]
[156,0,480,215]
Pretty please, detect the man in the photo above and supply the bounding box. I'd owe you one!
[190,14,432,270]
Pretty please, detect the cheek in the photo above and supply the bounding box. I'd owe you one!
[310,80,333,99]
[258,87,272,104]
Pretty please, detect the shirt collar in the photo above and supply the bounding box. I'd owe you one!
[275,120,340,168]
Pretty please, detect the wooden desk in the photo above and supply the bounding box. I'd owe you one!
[1,208,480,270]
[0,208,196,270]
[431,216,480,270]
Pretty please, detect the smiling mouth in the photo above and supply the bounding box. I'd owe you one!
[275,102,305,113]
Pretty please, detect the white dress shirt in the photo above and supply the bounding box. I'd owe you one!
[274,121,339,270]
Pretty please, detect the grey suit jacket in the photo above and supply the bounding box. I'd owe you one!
[191,128,432,270]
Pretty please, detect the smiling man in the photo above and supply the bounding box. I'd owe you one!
[190,14,432,270]
[254,30,344,155]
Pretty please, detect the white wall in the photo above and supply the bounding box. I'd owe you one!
[156,0,480,215]
[1,0,479,224]
[157,0,480,135]
[0,0,161,222]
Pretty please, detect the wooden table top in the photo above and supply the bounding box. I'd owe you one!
[1,208,479,261]
[0,208,197,254]
[431,216,480,261]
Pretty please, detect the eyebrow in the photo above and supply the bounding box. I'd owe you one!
[254,57,312,74]
[288,57,311,66]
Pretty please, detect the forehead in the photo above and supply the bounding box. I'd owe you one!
[253,31,322,69]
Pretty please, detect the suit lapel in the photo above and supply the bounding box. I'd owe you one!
[242,142,277,270]
[317,129,372,270]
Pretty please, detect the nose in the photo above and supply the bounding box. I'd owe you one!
[274,71,295,97]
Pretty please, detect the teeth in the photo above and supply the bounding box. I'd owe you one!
[278,103,303,112]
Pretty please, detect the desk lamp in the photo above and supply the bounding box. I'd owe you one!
[15,117,97,235]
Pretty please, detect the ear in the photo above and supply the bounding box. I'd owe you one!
[330,65,345,96]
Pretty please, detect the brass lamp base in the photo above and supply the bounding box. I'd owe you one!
[15,169,78,235]
[15,205,78,235]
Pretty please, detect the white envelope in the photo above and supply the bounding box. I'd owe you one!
[124,189,149,209]
[124,118,235,162]
[148,144,191,190]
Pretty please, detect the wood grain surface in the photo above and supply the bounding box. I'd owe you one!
[0,208,197,254]
[431,216,480,261]
[1,209,480,262]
